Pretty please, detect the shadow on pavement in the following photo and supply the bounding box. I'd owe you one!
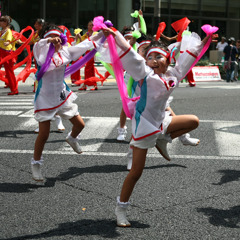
[0,130,35,138]
[146,164,187,170]
[212,169,240,185]
[197,205,240,228]
[4,219,150,239]
[0,164,186,193]
[0,182,43,193]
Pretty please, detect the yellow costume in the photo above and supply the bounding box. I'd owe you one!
[0,28,13,50]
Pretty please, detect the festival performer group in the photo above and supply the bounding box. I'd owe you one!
[0,15,18,95]
[0,11,218,228]
[0,15,38,95]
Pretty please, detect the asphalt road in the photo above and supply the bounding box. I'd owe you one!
[1,76,240,240]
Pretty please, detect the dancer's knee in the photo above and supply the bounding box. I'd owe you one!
[191,115,199,129]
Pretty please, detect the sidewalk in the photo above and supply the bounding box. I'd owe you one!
[0,64,116,87]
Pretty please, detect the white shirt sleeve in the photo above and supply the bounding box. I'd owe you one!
[120,47,149,81]
[33,39,50,66]
[67,38,95,61]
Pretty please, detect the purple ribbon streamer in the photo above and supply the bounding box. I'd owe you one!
[64,36,106,78]
[37,33,69,81]
[37,43,55,81]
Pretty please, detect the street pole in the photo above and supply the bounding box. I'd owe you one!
[154,0,161,34]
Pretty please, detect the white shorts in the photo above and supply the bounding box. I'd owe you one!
[130,111,172,149]
[34,102,79,122]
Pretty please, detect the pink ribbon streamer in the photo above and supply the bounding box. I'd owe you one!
[180,24,218,81]
[93,16,137,119]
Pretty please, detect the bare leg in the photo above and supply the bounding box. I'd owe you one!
[166,115,199,139]
[120,108,127,129]
[65,115,85,154]
[32,120,50,181]
[69,115,85,138]
[34,120,51,160]
[120,146,148,202]
[115,146,147,227]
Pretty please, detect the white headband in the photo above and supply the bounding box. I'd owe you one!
[44,30,61,38]
[124,33,132,38]
[138,40,151,49]
[146,47,169,58]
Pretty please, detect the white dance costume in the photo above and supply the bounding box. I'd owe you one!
[33,37,98,122]
[115,32,204,148]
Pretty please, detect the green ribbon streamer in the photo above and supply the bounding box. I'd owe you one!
[95,52,115,78]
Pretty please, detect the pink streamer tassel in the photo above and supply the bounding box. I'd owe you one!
[107,35,132,118]
[180,24,219,82]
[93,16,134,119]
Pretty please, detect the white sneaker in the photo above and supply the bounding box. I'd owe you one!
[66,133,82,154]
[34,128,39,133]
[155,139,171,161]
[31,158,44,182]
[126,147,133,171]
[54,115,65,132]
[117,126,127,141]
[179,133,200,146]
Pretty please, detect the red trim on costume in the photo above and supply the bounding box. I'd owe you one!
[132,129,162,141]
[51,52,63,67]
[119,46,131,59]
[180,51,184,53]
[186,50,197,58]
[92,40,96,48]
[159,76,169,91]
[34,92,73,113]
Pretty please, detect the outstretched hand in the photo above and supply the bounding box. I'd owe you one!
[102,28,116,38]
[211,34,218,43]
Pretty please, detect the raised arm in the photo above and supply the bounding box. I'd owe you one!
[102,28,148,81]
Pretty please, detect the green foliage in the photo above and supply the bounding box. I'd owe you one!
[196,59,210,66]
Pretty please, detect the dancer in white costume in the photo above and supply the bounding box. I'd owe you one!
[31,23,101,181]
[101,28,214,227]
[126,35,200,170]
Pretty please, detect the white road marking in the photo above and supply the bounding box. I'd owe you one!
[63,117,119,152]
[0,149,240,161]
[19,117,38,129]
[178,82,240,89]
[0,111,22,115]
[0,106,33,109]
[0,99,33,102]
[200,120,240,123]
[0,102,32,105]
[0,96,34,99]
[18,109,35,117]
[0,94,240,159]
[197,85,240,89]
[214,122,240,156]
